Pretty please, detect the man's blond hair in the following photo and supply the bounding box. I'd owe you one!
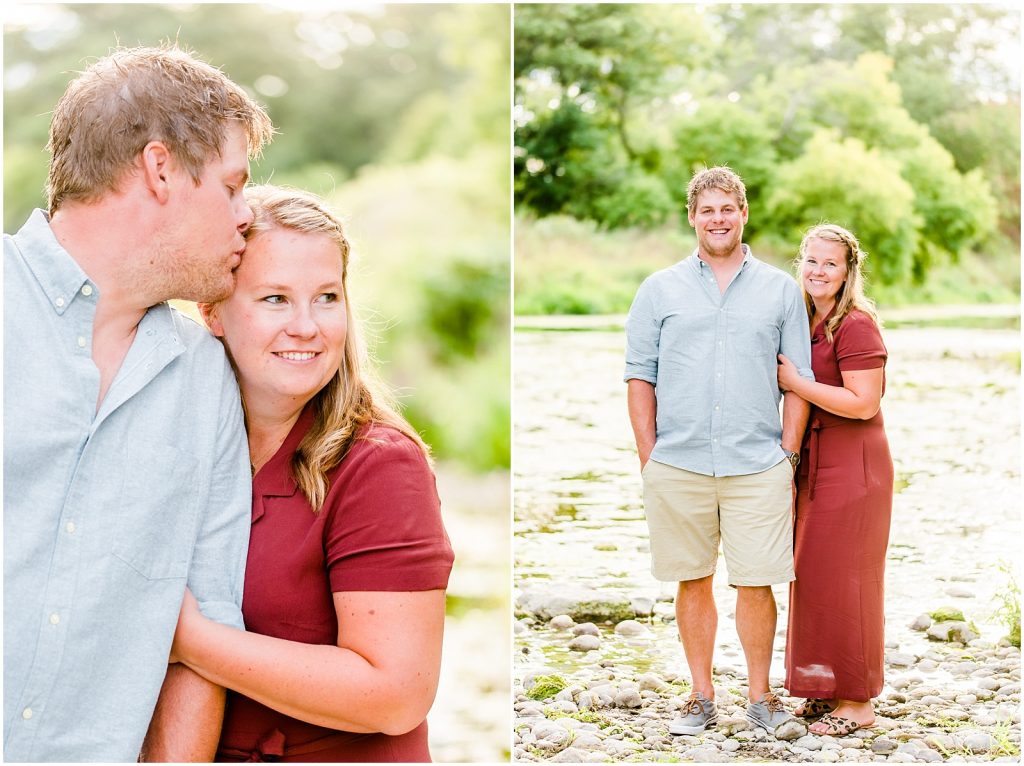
[686,166,748,217]
[47,45,274,212]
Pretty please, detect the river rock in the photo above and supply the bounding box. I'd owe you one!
[812,750,840,763]
[577,689,611,710]
[959,732,995,753]
[794,734,823,750]
[544,700,578,715]
[929,606,966,622]
[887,754,916,763]
[630,596,655,616]
[945,585,976,598]
[572,622,600,637]
[550,614,576,630]
[637,672,669,692]
[569,635,601,652]
[550,747,587,762]
[613,688,642,708]
[886,652,916,667]
[871,738,898,754]
[518,588,635,623]
[717,716,750,736]
[910,614,932,631]
[927,621,979,643]
[614,619,650,637]
[531,720,571,750]
[775,718,808,740]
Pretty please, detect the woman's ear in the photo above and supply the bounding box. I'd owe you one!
[198,303,225,337]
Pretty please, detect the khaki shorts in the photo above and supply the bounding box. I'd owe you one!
[642,459,795,586]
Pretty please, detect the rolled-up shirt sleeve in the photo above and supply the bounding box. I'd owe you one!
[624,278,660,384]
[779,281,815,381]
[189,368,251,630]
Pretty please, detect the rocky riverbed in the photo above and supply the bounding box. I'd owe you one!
[513,318,1021,763]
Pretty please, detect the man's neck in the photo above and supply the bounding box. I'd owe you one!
[49,202,158,333]
[697,243,746,270]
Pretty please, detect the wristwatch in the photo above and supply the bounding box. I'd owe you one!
[783,449,800,469]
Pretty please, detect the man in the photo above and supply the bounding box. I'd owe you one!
[624,166,813,736]
[3,46,274,761]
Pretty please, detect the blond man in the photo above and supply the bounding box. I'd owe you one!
[4,46,273,761]
[625,166,813,736]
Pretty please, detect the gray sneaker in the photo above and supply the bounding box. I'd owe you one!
[746,692,797,734]
[669,693,718,735]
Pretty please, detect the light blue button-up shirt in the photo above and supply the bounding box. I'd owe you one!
[4,210,252,762]
[624,246,814,477]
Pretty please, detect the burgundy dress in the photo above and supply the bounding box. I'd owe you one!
[216,405,455,762]
[785,309,893,702]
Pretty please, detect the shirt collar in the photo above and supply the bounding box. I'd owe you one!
[252,403,317,499]
[692,243,754,270]
[12,209,92,316]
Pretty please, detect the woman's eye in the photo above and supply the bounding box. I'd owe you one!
[263,295,285,305]
[317,292,339,304]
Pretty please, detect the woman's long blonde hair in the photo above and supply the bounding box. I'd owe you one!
[244,185,429,512]
[796,223,881,342]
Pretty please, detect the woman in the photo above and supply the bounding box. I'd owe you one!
[777,223,893,737]
[171,185,454,761]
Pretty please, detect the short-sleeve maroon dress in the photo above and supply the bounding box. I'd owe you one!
[216,405,455,762]
[785,308,893,702]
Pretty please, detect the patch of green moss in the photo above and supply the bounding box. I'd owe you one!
[526,674,568,700]
[929,606,966,622]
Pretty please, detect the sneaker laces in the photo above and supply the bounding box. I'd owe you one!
[681,694,706,716]
[760,692,785,712]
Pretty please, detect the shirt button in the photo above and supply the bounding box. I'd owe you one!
[81,285,93,296]
[55,297,65,308]
[714,405,720,410]
[49,613,60,625]
[22,708,33,720]
[65,521,75,534]
[77,336,87,348]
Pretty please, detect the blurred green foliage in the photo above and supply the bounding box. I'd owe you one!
[515,3,1019,302]
[4,3,510,471]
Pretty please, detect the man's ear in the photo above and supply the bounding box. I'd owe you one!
[198,303,224,337]
[140,141,174,204]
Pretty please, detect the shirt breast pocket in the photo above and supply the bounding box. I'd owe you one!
[732,311,781,358]
[112,442,200,580]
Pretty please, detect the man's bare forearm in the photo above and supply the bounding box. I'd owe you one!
[627,379,657,468]
[140,664,226,762]
[781,391,810,454]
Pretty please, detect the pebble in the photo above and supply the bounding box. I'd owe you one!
[959,732,995,753]
[568,634,600,652]
[613,619,650,637]
[886,652,916,667]
[637,673,668,692]
[909,614,932,631]
[776,719,809,740]
[613,689,642,708]
[871,739,897,754]
[549,615,575,630]
[572,622,600,637]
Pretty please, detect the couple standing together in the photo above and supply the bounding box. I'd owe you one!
[4,46,453,762]
[625,167,894,738]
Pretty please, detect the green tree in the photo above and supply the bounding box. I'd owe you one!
[767,130,919,285]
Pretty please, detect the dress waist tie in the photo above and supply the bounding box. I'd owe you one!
[805,413,850,501]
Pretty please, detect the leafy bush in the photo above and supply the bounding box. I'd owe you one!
[767,130,919,285]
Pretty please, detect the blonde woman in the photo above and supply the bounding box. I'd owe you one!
[170,185,454,762]
[776,223,893,736]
